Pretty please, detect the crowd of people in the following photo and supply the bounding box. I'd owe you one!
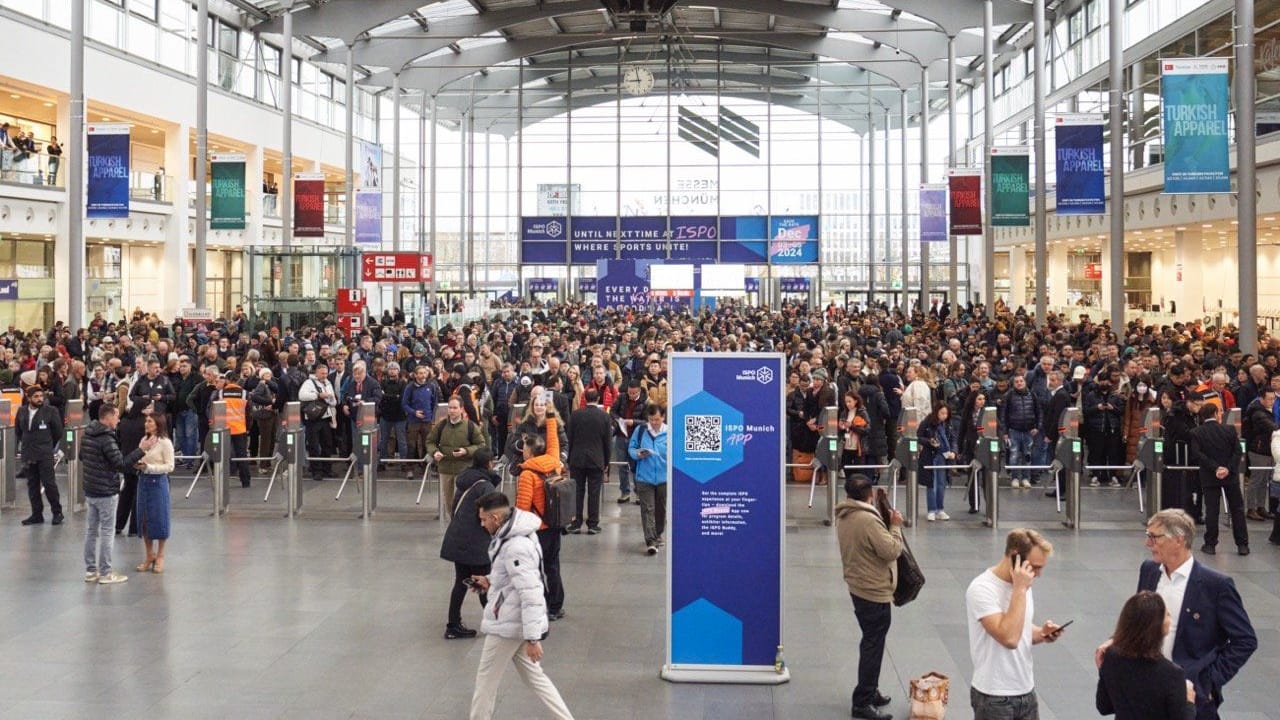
[5,296,1277,717]
[0,121,62,184]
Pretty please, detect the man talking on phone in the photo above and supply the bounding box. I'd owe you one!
[835,474,903,720]
[965,528,1065,720]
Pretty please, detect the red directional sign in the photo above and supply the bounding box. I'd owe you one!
[361,252,434,283]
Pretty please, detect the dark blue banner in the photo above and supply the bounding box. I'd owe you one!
[1162,58,1230,194]
[87,125,130,218]
[919,185,949,241]
[779,277,810,293]
[521,216,568,264]
[720,216,768,263]
[528,278,558,293]
[768,216,819,264]
[577,277,597,294]
[1054,118,1106,215]
[665,354,785,680]
[744,277,760,293]
[525,215,817,265]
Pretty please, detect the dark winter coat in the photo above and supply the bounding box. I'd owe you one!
[81,421,145,498]
[1242,398,1278,456]
[999,387,1042,434]
[439,468,499,566]
[857,382,891,458]
[916,416,956,476]
[1083,384,1124,434]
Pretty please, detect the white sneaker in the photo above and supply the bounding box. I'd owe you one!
[926,512,937,522]
[937,511,951,521]
[97,572,128,585]
[646,545,658,556]
[1022,479,1032,489]
[1090,478,1100,487]
[84,571,99,583]
[1109,478,1121,487]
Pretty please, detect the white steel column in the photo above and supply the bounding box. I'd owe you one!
[195,0,209,298]
[281,2,294,246]
[68,0,86,328]
[1107,0,1126,327]
[983,0,995,316]
[1033,0,1048,323]
[1237,0,1258,353]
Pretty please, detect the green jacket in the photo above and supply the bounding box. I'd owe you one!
[427,417,485,476]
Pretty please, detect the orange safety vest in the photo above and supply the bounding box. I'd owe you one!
[217,384,249,436]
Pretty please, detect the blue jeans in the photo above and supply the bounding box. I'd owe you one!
[175,411,199,462]
[84,495,117,574]
[378,419,408,461]
[1032,435,1051,482]
[1008,429,1035,482]
[613,436,634,496]
[927,468,947,512]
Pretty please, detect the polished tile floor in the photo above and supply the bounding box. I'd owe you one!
[1,469,1277,719]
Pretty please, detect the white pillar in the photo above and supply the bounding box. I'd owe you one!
[54,96,72,322]
[246,143,265,246]
[1174,229,1203,320]
[164,122,193,318]
[1009,246,1028,309]
[1049,243,1069,308]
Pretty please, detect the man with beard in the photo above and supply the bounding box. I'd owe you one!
[17,386,63,526]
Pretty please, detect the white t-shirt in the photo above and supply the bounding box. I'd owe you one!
[966,569,1035,696]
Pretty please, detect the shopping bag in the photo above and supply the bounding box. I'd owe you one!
[908,671,949,720]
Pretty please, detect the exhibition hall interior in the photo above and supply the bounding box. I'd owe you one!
[1,0,1280,718]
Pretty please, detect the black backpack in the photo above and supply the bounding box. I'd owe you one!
[532,468,576,530]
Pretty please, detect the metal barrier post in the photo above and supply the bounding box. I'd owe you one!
[822,406,839,525]
[812,405,839,520]
[1054,408,1083,529]
[973,407,1001,528]
[1226,407,1245,524]
[0,399,14,509]
[435,402,450,520]
[357,402,378,518]
[64,399,86,513]
[209,401,229,516]
[282,402,303,516]
[895,409,922,527]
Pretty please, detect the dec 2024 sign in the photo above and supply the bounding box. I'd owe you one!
[666,354,784,679]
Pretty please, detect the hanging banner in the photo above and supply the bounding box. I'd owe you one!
[360,252,432,283]
[767,216,820,264]
[669,216,719,262]
[990,147,1031,227]
[663,353,788,685]
[355,189,382,244]
[720,216,769,263]
[779,277,811,293]
[577,277,597,294]
[87,124,131,218]
[210,153,246,229]
[359,143,382,189]
[293,173,325,238]
[1162,58,1230,194]
[528,278,558,293]
[948,168,982,235]
[919,184,948,242]
[1054,115,1106,215]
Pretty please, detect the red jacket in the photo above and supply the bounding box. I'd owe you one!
[582,380,618,410]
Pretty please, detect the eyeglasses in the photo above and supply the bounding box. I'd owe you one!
[1144,531,1166,542]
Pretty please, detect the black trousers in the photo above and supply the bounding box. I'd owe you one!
[116,471,138,534]
[230,433,251,486]
[537,528,565,615]
[851,594,892,708]
[1203,480,1249,549]
[572,465,604,529]
[24,457,61,519]
[305,420,335,479]
[448,561,490,626]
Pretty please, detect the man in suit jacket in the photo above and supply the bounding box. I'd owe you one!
[16,386,64,525]
[1114,509,1256,720]
[566,388,612,535]
[1188,403,1249,554]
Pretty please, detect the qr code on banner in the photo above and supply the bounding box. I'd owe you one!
[684,415,722,453]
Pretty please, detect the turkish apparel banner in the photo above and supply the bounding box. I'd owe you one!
[990,147,1031,227]
[1054,115,1105,215]
[355,190,381,244]
[87,124,131,218]
[293,173,325,237]
[1162,58,1230,194]
[918,184,948,242]
[209,153,246,229]
[948,169,982,235]
[663,353,787,684]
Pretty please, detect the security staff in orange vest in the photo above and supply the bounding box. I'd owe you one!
[213,371,251,488]
[0,378,22,427]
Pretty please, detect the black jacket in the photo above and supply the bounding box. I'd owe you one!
[439,468,498,566]
[130,374,176,419]
[1083,384,1124,434]
[1189,420,1242,487]
[16,403,63,461]
[81,421,145,498]
[1242,398,1277,456]
[999,387,1042,434]
[857,382,891,458]
[610,390,648,439]
[1043,386,1073,443]
[567,405,612,471]
[1096,649,1195,720]
[916,417,955,476]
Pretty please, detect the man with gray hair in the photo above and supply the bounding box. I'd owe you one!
[1096,508,1256,720]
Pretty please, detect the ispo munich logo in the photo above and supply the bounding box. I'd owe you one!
[545,219,564,238]
[735,366,774,385]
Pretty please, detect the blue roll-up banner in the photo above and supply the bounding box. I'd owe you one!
[918,184,949,241]
[1162,58,1230,194]
[87,123,131,218]
[1054,115,1106,214]
[664,353,788,684]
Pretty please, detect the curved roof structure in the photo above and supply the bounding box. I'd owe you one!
[244,0,1046,132]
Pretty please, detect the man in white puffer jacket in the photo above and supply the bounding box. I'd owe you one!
[468,492,575,720]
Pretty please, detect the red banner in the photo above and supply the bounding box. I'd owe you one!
[337,288,366,315]
[294,174,325,237]
[948,171,983,236]
[360,252,434,283]
[1084,262,1102,280]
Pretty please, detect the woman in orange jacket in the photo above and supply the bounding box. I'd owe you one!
[514,407,566,620]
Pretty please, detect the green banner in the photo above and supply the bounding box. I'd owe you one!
[990,151,1030,227]
[210,154,246,230]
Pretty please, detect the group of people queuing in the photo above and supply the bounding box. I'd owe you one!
[6,295,1280,718]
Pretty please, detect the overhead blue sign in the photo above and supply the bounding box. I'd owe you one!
[744,277,760,292]
[779,277,811,293]
[768,216,820,264]
[528,278,558,293]
[1054,116,1106,214]
[577,277,597,294]
[520,216,568,264]
[1162,58,1230,194]
[663,353,787,684]
[0,280,17,299]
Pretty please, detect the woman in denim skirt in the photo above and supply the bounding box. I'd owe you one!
[135,413,175,574]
